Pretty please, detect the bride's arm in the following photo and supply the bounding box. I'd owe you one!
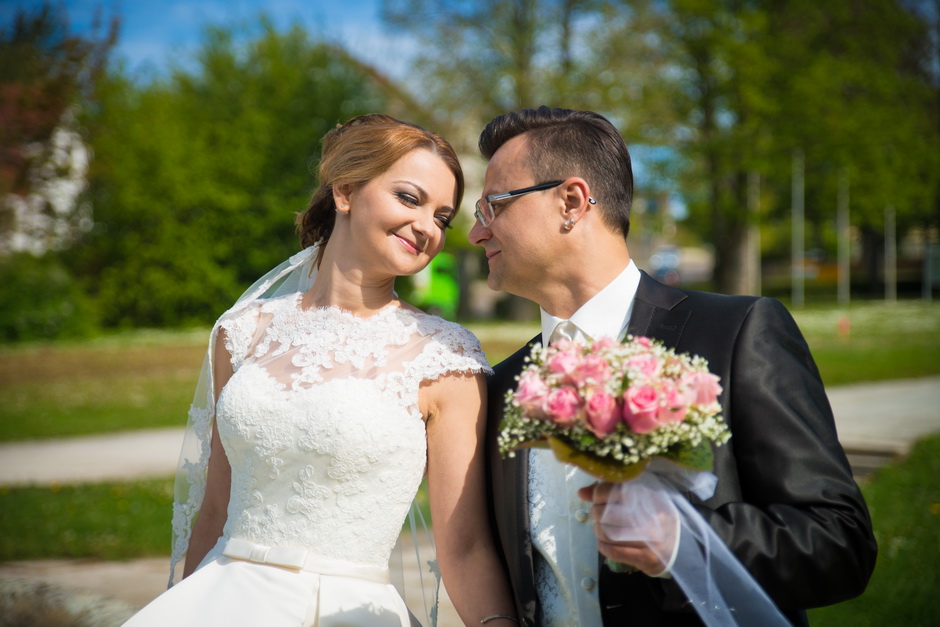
[182,329,234,578]
[424,371,518,625]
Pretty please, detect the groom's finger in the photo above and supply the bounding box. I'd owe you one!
[583,480,621,505]
[576,482,599,502]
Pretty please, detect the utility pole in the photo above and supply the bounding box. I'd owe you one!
[885,204,897,303]
[747,171,762,296]
[791,150,805,308]
[837,170,850,305]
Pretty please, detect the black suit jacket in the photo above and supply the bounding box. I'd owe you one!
[485,272,877,626]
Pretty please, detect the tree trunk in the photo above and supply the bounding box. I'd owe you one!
[711,169,751,295]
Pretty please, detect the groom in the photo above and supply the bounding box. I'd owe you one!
[469,106,877,626]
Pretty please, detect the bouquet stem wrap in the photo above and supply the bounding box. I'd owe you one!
[600,460,790,626]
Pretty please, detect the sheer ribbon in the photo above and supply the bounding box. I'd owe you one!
[168,244,440,625]
[598,459,790,626]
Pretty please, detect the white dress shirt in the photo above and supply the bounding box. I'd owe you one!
[528,260,641,626]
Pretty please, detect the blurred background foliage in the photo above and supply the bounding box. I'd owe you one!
[1,0,938,340]
[80,20,388,327]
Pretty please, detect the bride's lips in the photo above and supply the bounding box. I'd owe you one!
[395,235,420,255]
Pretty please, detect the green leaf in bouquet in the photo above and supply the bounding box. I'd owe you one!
[662,439,714,472]
[548,437,650,482]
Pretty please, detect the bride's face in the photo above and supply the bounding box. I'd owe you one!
[336,148,458,278]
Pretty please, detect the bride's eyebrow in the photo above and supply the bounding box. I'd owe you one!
[392,180,425,198]
[392,180,456,213]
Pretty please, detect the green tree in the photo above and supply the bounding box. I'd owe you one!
[382,0,939,297]
[381,0,643,148]
[591,0,938,295]
[77,20,387,327]
[649,0,775,294]
[760,0,938,293]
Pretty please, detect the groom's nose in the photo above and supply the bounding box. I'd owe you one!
[468,217,491,246]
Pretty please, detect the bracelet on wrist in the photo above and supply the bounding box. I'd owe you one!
[480,614,519,624]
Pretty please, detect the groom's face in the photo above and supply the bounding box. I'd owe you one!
[469,134,563,298]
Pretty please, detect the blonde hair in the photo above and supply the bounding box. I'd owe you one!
[297,114,463,260]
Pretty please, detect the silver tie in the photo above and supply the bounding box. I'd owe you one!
[550,320,590,345]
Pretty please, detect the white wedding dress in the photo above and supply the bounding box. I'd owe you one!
[125,292,490,626]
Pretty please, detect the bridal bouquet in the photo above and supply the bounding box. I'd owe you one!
[498,335,730,480]
[498,336,792,625]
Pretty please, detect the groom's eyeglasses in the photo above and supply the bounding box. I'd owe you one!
[474,180,564,227]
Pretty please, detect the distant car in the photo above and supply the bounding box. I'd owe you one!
[649,245,680,285]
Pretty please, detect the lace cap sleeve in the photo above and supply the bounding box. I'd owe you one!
[411,316,492,383]
[216,301,264,370]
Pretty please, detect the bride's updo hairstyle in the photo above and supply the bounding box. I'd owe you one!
[297,113,464,263]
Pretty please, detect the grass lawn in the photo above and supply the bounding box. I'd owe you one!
[806,434,940,626]
[787,302,940,386]
[0,329,207,441]
[0,478,175,560]
[1,301,937,442]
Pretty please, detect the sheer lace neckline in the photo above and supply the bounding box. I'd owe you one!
[292,292,420,321]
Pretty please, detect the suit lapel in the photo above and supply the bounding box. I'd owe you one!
[628,272,690,349]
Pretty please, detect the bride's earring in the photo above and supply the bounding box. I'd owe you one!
[562,217,575,231]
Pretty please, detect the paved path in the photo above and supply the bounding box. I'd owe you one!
[825,376,940,452]
[1,376,938,625]
[0,428,185,486]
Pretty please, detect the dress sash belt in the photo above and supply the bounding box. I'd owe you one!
[221,537,391,584]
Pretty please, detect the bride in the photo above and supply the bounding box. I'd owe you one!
[125,114,517,626]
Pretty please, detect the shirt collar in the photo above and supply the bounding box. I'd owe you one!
[540,260,641,341]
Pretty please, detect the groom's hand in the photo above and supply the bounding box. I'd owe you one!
[577,481,678,577]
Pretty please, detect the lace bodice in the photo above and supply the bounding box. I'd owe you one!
[212,293,489,568]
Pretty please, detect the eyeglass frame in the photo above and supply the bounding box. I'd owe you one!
[473,180,565,227]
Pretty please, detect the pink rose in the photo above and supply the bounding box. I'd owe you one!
[515,371,549,414]
[547,350,581,377]
[633,336,653,348]
[622,384,661,434]
[585,391,620,438]
[549,337,576,352]
[627,353,662,379]
[682,371,722,407]
[656,380,688,425]
[544,386,583,425]
[574,354,611,387]
[591,336,616,351]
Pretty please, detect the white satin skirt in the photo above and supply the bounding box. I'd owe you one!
[123,538,412,626]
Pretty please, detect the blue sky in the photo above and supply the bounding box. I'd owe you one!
[2,0,407,77]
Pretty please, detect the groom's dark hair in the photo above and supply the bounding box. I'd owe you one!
[478,106,633,238]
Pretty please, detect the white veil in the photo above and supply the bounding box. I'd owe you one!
[166,243,440,625]
[168,245,321,585]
